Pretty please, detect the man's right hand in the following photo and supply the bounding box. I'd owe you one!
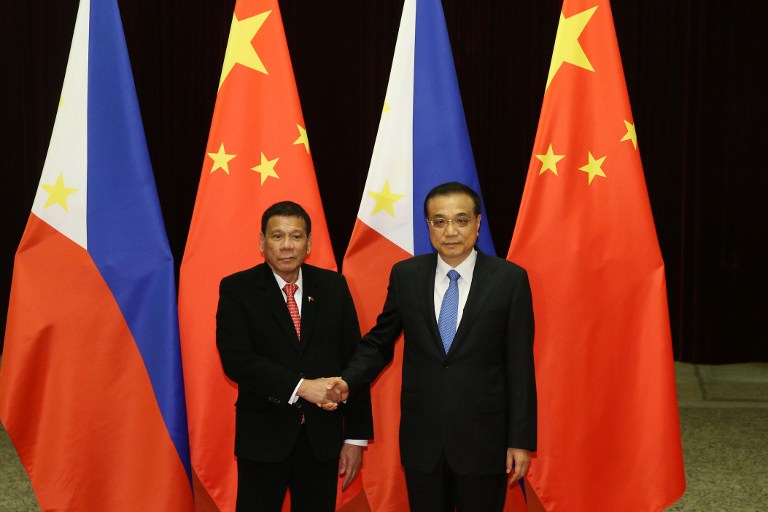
[297,378,340,410]
[326,377,350,403]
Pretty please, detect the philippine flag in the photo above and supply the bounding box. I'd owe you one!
[341,1,504,510]
[0,0,194,510]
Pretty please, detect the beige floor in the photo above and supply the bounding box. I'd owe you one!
[1,361,767,511]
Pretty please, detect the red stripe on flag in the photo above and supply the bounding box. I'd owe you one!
[0,216,192,511]
[343,220,411,512]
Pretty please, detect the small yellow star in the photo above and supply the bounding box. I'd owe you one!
[579,152,607,185]
[382,101,390,114]
[219,11,271,89]
[546,6,597,90]
[293,124,310,153]
[621,120,638,150]
[207,143,237,174]
[41,173,78,211]
[251,152,280,185]
[368,180,405,218]
[535,144,565,175]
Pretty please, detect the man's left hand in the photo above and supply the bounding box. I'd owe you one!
[506,447,531,485]
[339,443,364,490]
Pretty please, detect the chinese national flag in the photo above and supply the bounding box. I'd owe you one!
[507,1,686,510]
[178,1,338,511]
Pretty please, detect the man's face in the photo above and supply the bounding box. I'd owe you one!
[426,193,481,267]
[260,215,311,283]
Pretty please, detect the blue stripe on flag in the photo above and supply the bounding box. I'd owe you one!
[86,0,191,480]
[412,0,495,256]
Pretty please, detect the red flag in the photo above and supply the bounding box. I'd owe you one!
[178,1,339,510]
[507,1,685,510]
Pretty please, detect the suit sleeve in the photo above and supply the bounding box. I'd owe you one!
[342,265,404,393]
[338,275,374,441]
[506,267,537,451]
[216,276,301,405]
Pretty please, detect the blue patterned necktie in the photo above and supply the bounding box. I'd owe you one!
[438,269,461,353]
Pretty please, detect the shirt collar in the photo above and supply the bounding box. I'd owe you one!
[436,249,477,279]
[272,267,303,292]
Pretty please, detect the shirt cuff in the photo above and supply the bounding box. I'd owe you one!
[344,439,368,446]
[289,379,303,405]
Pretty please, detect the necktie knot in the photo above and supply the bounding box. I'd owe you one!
[447,269,460,283]
[283,283,297,298]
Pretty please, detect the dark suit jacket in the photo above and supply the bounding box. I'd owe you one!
[216,263,373,464]
[343,252,536,475]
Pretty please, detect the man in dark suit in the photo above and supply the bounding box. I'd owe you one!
[216,201,373,512]
[330,182,536,512]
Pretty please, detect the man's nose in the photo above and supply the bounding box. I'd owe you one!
[444,221,459,235]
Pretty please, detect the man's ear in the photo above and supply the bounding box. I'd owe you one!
[259,232,265,252]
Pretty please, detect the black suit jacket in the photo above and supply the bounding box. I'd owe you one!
[343,252,536,475]
[216,263,373,463]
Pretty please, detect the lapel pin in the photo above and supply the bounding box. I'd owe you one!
[307,296,314,302]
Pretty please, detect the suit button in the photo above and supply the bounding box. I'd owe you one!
[296,403,303,410]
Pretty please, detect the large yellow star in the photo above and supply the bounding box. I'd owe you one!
[535,144,565,175]
[579,152,607,185]
[621,120,638,150]
[41,173,78,211]
[293,124,310,153]
[251,152,279,185]
[546,6,597,90]
[368,180,405,218]
[219,11,271,89]
[208,143,237,174]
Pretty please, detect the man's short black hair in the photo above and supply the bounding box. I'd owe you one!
[423,182,482,218]
[261,201,312,235]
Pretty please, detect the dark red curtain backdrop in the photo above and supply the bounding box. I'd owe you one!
[2,1,766,363]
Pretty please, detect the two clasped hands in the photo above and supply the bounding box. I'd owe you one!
[295,377,363,490]
[296,377,350,411]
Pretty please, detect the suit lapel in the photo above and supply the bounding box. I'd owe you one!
[298,265,317,354]
[256,264,302,353]
[418,254,445,355]
[452,253,497,351]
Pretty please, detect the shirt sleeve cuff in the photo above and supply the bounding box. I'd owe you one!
[289,379,303,405]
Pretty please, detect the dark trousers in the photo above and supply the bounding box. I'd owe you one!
[404,453,507,512]
[236,427,339,512]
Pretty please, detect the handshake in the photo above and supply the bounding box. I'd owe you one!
[297,377,350,411]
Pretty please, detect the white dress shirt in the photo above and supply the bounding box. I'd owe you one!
[434,249,477,326]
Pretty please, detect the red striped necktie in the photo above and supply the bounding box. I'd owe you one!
[283,283,300,340]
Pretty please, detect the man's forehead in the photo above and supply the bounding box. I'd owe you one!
[427,194,474,215]
[265,215,307,232]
